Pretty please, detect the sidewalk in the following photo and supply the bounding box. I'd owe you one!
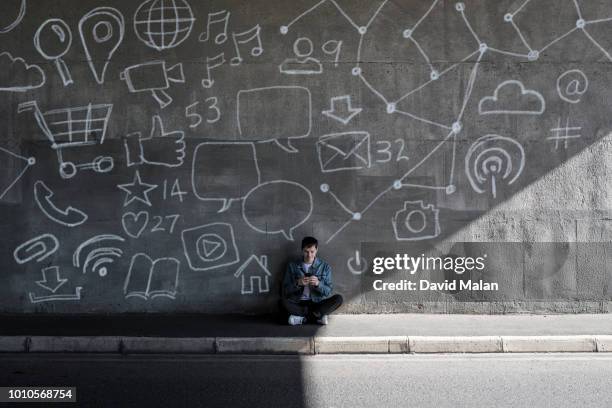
[1,314,611,354]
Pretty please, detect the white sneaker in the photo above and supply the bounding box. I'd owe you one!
[316,315,329,325]
[288,315,305,326]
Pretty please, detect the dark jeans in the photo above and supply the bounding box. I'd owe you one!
[279,294,343,321]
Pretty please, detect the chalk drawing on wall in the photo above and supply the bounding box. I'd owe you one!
[29,267,82,303]
[347,250,368,275]
[392,201,440,241]
[182,222,240,271]
[124,253,179,300]
[199,10,230,44]
[191,142,261,213]
[322,95,362,125]
[234,255,271,295]
[242,180,313,241]
[0,0,26,33]
[123,115,186,168]
[34,18,73,86]
[34,180,88,227]
[0,52,45,92]
[120,61,185,109]
[316,132,371,173]
[73,234,125,277]
[0,146,35,200]
[14,233,59,265]
[465,134,525,199]
[230,24,263,66]
[117,170,158,207]
[478,80,545,116]
[18,101,114,179]
[548,117,582,150]
[557,69,589,104]
[279,37,322,75]
[29,287,82,304]
[133,0,195,51]
[201,53,225,89]
[79,7,125,85]
[121,211,149,238]
[237,86,312,153]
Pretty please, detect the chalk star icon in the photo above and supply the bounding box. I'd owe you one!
[117,170,158,207]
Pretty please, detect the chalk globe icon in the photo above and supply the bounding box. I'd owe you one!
[133,0,195,51]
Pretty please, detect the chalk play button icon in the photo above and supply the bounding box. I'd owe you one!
[182,222,240,271]
[196,234,226,262]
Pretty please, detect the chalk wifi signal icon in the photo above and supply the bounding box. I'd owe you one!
[73,234,125,277]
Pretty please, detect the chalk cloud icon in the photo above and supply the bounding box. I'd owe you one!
[478,80,545,116]
[0,0,26,33]
[237,86,312,153]
[79,7,125,85]
[0,52,45,92]
[191,142,261,213]
[133,0,195,51]
[242,180,313,241]
[182,222,240,271]
[465,134,525,199]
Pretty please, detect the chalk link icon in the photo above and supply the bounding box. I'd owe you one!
[18,101,114,180]
[465,134,525,199]
[182,222,240,271]
[123,115,186,168]
[322,95,362,125]
[13,233,59,265]
[79,7,125,85]
[124,253,180,300]
[29,286,83,304]
[120,61,185,109]
[392,201,441,241]
[279,37,322,75]
[0,51,45,92]
[34,180,88,227]
[234,255,272,295]
[478,80,545,116]
[242,180,313,241]
[34,18,73,86]
[557,69,589,104]
[73,234,125,277]
[237,86,312,153]
[0,146,36,201]
[133,0,195,52]
[0,0,26,33]
[191,142,261,213]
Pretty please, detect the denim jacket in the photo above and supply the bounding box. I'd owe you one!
[281,257,333,303]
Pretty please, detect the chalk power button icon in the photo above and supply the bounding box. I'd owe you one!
[347,250,367,275]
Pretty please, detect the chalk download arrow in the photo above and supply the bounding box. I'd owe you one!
[322,95,362,125]
[35,266,68,293]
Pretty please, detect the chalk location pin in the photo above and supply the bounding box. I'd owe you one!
[78,7,125,85]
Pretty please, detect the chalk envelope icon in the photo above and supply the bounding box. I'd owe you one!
[192,142,261,212]
[237,86,312,152]
[242,180,313,241]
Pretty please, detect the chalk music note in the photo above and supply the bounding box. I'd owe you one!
[198,10,230,44]
[230,25,263,66]
[201,53,225,88]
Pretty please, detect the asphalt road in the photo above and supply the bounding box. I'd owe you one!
[1,353,611,407]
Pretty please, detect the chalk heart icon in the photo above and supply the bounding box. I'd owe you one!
[122,211,149,238]
[242,180,313,241]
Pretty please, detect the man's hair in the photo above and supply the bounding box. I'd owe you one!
[301,236,318,249]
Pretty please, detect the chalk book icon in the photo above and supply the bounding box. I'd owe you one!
[34,180,88,227]
[124,253,179,300]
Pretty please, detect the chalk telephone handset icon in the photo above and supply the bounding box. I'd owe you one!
[34,180,88,227]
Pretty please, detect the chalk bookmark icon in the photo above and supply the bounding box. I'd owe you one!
[79,7,125,85]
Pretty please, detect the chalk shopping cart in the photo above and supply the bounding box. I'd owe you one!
[18,101,114,179]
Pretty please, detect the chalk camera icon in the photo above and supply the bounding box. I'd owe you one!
[392,201,440,241]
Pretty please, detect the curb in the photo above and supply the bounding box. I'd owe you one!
[1,335,611,354]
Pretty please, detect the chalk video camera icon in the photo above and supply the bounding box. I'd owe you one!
[392,200,440,241]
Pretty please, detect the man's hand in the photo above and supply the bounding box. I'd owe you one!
[297,276,310,286]
[309,276,320,287]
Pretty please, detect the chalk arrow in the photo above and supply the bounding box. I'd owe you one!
[322,95,362,125]
[35,266,68,293]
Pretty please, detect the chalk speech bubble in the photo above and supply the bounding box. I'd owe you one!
[241,180,313,241]
[192,142,261,212]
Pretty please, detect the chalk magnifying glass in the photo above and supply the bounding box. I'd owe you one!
[34,19,73,86]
